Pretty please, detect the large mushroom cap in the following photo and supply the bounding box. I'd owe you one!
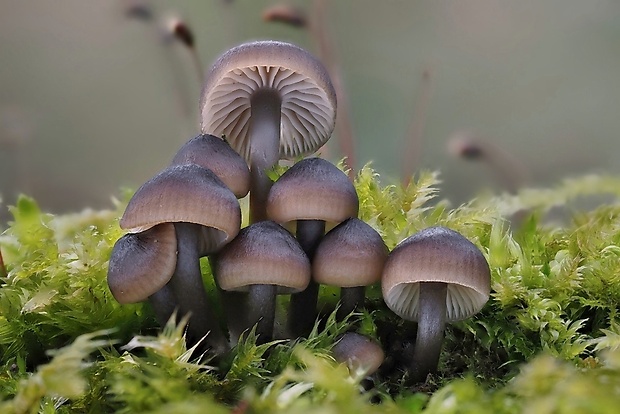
[313,218,388,287]
[107,223,177,304]
[213,220,311,293]
[200,40,337,161]
[171,134,251,198]
[120,164,241,250]
[267,157,358,226]
[381,226,491,322]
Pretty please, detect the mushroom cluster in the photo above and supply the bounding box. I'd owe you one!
[107,40,491,384]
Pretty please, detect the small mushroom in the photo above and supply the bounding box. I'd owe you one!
[107,223,177,325]
[120,164,241,351]
[332,332,385,377]
[267,157,359,336]
[313,218,388,320]
[213,221,310,343]
[171,133,250,198]
[381,226,490,383]
[200,40,337,222]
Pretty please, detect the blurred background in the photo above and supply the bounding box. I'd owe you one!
[1,0,619,222]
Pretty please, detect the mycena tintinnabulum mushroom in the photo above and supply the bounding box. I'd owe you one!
[120,163,241,352]
[332,332,385,377]
[107,223,177,326]
[381,226,490,383]
[313,218,388,320]
[200,40,337,223]
[171,133,250,199]
[213,220,311,343]
[267,157,358,336]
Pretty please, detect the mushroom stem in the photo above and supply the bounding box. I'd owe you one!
[288,219,325,336]
[410,282,447,383]
[249,90,282,223]
[247,284,277,343]
[148,284,177,327]
[337,286,365,321]
[170,222,227,352]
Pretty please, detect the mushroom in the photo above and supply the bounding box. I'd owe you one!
[381,226,490,383]
[120,163,241,351]
[171,133,250,198]
[332,332,385,377]
[107,223,177,326]
[171,133,252,341]
[213,220,311,343]
[267,157,358,336]
[200,40,337,222]
[313,218,388,320]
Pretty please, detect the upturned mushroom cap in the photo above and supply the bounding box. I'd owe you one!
[120,164,241,251]
[200,40,337,161]
[213,221,311,293]
[332,332,385,376]
[313,218,388,287]
[267,157,358,226]
[171,134,250,198]
[107,223,177,304]
[381,226,490,322]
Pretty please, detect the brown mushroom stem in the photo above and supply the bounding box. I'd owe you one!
[337,286,365,320]
[170,222,227,352]
[410,282,447,383]
[247,284,278,343]
[289,219,325,336]
[148,284,177,327]
[249,90,282,223]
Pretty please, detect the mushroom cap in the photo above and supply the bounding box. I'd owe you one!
[200,40,337,161]
[332,332,385,376]
[313,218,388,287]
[213,221,311,293]
[267,157,358,226]
[107,223,177,304]
[171,134,251,198]
[381,226,491,322]
[120,164,241,251]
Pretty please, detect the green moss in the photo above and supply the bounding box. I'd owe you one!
[1,167,620,412]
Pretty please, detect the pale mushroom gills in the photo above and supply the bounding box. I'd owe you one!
[381,226,491,383]
[200,40,337,222]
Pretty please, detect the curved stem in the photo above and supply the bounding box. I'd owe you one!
[410,282,447,383]
[170,222,228,353]
[247,284,277,343]
[0,247,6,278]
[249,90,282,223]
[148,284,177,327]
[288,219,325,337]
[337,286,365,321]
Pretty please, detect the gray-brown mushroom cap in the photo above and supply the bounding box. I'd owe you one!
[171,134,251,198]
[107,223,177,304]
[267,157,359,226]
[381,226,491,322]
[200,40,337,161]
[332,332,385,376]
[214,220,311,293]
[313,218,388,287]
[120,164,241,251]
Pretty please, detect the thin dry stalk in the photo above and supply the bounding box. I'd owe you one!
[0,248,6,278]
[401,66,434,186]
[310,0,356,178]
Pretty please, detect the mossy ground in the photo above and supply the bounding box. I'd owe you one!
[1,166,620,413]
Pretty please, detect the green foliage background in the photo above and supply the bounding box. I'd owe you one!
[1,167,620,413]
